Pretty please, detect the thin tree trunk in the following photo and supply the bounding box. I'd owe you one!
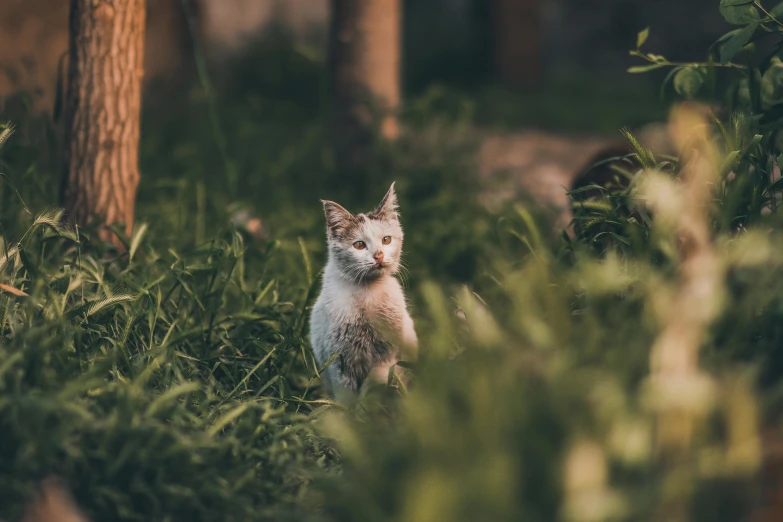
[62,0,145,248]
[492,0,541,89]
[329,0,401,182]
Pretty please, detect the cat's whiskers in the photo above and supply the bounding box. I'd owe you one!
[346,264,366,285]
[396,262,411,288]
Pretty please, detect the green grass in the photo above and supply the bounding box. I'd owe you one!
[0,205,332,520]
[0,31,780,522]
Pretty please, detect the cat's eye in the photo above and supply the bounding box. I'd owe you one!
[353,241,366,250]
[382,236,392,245]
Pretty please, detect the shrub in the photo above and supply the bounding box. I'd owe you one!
[4,2,783,520]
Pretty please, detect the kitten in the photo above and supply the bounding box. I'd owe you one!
[310,183,418,402]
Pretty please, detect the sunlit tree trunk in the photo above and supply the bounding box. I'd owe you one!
[62,0,145,248]
[492,0,541,88]
[329,0,401,180]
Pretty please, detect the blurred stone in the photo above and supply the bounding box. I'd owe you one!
[479,130,612,229]
[478,122,676,233]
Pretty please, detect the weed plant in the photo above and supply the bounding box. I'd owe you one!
[1,5,783,520]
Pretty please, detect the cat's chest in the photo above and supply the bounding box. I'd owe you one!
[329,280,404,327]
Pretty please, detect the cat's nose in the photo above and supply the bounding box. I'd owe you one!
[373,251,384,264]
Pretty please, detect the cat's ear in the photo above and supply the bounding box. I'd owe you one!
[372,182,398,221]
[322,200,356,238]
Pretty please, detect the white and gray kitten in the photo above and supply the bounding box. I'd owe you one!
[310,183,418,401]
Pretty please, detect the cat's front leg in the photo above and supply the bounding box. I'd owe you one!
[368,356,401,387]
[324,363,360,404]
[401,313,418,359]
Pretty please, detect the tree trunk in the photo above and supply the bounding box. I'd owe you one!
[329,0,401,182]
[62,0,145,248]
[492,0,541,89]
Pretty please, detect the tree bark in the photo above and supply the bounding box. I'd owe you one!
[329,0,401,179]
[492,0,541,89]
[62,0,145,248]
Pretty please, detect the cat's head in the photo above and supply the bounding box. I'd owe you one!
[321,183,403,283]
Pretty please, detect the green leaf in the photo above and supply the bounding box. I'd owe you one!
[228,345,279,398]
[18,248,41,280]
[208,403,253,437]
[761,57,783,109]
[0,124,14,150]
[720,1,760,24]
[637,27,650,49]
[128,222,148,262]
[147,382,201,417]
[770,2,783,17]
[720,23,757,64]
[720,151,741,178]
[628,64,667,73]
[737,77,752,106]
[86,287,138,317]
[0,352,22,380]
[674,67,705,99]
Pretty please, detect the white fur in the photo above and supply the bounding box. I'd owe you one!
[310,184,418,400]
